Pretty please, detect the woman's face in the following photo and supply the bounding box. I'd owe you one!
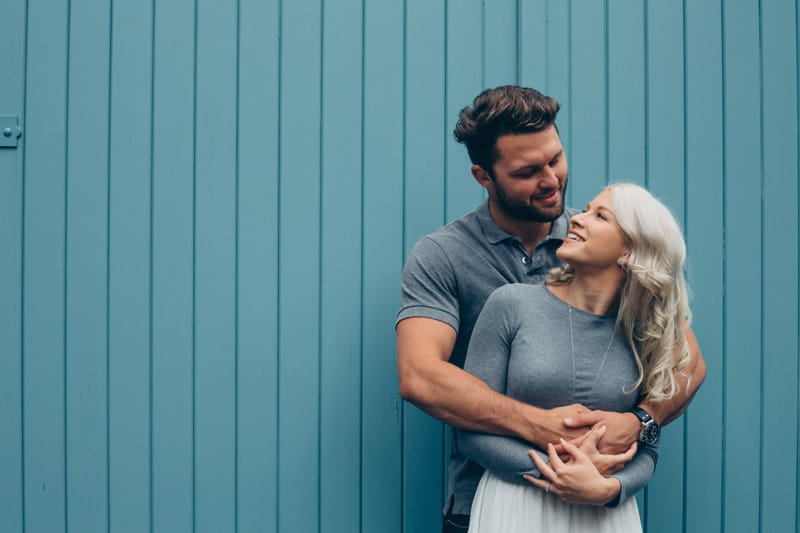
[557,189,629,270]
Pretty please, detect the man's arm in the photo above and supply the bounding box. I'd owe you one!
[564,325,708,454]
[396,316,591,449]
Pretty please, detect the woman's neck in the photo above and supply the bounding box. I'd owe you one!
[549,270,624,316]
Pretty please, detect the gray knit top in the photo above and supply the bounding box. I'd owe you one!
[456,283,658,508]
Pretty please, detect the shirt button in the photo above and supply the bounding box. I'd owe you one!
[521,256,531,265]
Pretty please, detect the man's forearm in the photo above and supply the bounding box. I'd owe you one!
[400,359,591,448]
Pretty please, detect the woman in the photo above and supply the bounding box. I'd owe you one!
[457,183,692,532]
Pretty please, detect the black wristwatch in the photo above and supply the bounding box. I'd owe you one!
[629,406,660,445]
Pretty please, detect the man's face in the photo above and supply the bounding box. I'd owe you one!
[486,127,568,223]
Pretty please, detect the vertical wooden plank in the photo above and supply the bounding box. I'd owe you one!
[404,1,446,530]
[722,0,762,531]
[445,0,484,222]
[569,0,606,206]
[362,1,404,530]
[518,0,547,92]
[108,0,153,529]
[151,0,196,530]
[22,0,68,530]
[278,0,322,530]
[0,0,25,530]
[684,1,725,531]
[761,1,799,531]
[193,0,238,530]
[643,4,687,533]
[236,0,279,531]
[607,0,645,185]
[64,0,110,531]
[483,0,517,87]
[318,1,363,531]
[543,0,571,168]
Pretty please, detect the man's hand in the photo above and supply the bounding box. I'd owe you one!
[524,403,596,450]
[562,410,640,455]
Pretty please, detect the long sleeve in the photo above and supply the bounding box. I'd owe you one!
[607,443,658,507]
[456,286,545,483]
[456,431,547,484]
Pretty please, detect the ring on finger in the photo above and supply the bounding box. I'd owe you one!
[545,482,551,493]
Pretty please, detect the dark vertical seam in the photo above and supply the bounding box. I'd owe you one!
[719,0,728,529]
[191,0,199,530]
[796,2,800,531]
[400,0,408,530]
[681,1,689,530]
[106,1,114,530]
[757,0,766,529]
[643,1,649,190]
[442,0,449,501]
[566,0,572,205]
[148,0,156,530]
[603,0,609,185]
[515,0,521,85]
[20,0,30,528]
[317,1,325,530]
[234,0,241,531]
[359,1,366,529]
[63,1,72,529]
[275,0,283,530]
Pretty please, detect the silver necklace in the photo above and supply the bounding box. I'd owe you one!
[567,305,617,406]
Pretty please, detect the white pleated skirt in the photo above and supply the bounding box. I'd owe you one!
[468,472,642,533]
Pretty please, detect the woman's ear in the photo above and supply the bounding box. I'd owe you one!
[617,249,631,266]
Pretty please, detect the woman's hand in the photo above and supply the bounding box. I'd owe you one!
[523,426,623,506]
[576,424,637,475]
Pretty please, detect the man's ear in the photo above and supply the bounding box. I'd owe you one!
[471,164,493,188]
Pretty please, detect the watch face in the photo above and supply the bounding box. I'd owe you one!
[643,423,660,445]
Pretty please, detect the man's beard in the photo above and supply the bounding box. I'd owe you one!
[493,178,567,222]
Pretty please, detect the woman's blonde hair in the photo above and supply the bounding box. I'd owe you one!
[548,183,691,401]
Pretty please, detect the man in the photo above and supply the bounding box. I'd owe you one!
[395,85,706,532]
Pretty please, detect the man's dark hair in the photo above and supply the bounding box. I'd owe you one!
[453,85,560,176]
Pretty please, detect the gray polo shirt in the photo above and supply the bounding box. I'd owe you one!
[396,200,578,514]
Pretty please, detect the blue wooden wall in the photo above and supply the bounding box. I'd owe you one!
[0,1,798,532]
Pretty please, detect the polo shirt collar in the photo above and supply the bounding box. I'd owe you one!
[477,199,572,246]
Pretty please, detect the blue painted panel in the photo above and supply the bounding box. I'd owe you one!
[236,0,279,532]
[569,0,607,206]
[684,1,726,531]
[193,0,238,531]
[643,4,687,532]
[607,0,645,185]
[0,0,25,531]
[361,1,405,530]
[445,0,484,222]
[278,0,322,531]
[723,1,763,531]
[760,1,799,531]
[107,0,153,529]
[22,0,69,529]
[483,0,517,86]
[403,1,447,531]
[150,0,196,530]
[518,0,547,91]
[319,1,364,531]
[64,1,110,531]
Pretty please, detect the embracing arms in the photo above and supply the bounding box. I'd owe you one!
[396,316,591,449]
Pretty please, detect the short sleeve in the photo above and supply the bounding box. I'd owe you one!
[396,236,460,332]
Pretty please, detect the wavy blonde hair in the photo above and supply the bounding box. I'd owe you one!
[548,183,691,401]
